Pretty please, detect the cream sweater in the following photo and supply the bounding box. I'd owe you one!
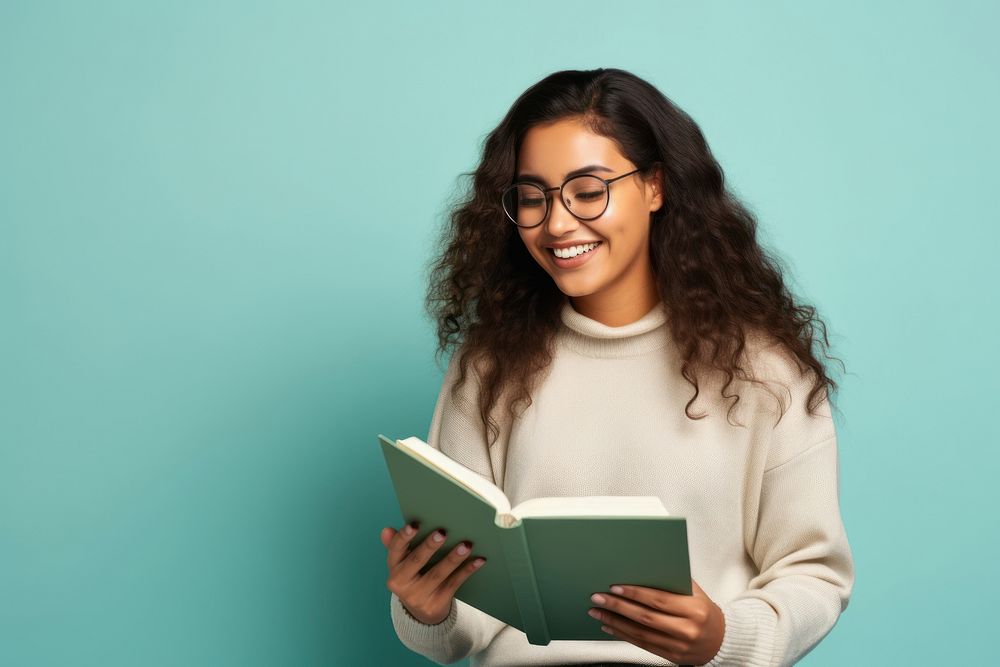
[389,298,855,666]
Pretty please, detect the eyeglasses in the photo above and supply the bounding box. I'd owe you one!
[501,168,643,228]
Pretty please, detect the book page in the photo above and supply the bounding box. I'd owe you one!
[510,495,669,520]
[395,437,511,514]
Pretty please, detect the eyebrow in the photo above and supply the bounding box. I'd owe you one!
[515,164,615,187]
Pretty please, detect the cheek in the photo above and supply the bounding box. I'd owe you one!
[601,203,642,245]
[601,221,650,268]
[606,198,649,241]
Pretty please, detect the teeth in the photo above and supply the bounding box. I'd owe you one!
[552,242,600,259]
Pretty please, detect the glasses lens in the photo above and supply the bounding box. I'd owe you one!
[502,183,546,227]
[563,175,608,220]
[501,176,610,226]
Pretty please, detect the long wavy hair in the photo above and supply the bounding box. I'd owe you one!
[425,67,844,448]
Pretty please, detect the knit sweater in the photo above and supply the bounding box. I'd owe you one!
[389,298,855,666]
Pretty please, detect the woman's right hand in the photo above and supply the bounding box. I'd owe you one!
[381,521,487,625]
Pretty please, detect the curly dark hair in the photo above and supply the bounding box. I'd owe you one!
[425,67,844,448]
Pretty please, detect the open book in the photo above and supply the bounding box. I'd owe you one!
[378,433,691,645]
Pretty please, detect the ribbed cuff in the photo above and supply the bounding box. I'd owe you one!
[699,598,776,667]
[390,592,459,644]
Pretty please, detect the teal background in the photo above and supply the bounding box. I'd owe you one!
[2,1,996,664]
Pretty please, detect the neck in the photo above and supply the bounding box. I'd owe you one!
[569,268,661,327]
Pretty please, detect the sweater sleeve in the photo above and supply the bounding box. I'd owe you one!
[700,346,856,667]
[388,349,509,664]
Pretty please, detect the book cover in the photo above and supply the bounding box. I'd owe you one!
[378,433,692,645]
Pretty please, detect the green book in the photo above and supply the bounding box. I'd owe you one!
[378,433,692,646]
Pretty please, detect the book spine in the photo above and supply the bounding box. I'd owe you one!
[497,519,550,645]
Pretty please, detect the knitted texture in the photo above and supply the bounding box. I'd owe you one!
[389,299,854,666]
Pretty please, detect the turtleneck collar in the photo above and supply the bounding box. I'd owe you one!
[558,298,670,358]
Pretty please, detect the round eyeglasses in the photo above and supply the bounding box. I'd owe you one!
[501,168,643,228]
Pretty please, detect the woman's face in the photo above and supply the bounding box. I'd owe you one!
[514,117,663,318]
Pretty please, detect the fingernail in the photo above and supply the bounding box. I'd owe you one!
[591,593,606,605]
[457,542,470,555]
[473,558,486,567]
[432,530,446,542]
[588,609,601,619]
[405,522,418,535]
[610,585,624,594]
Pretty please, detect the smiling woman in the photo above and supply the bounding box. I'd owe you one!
[511,118,664,326]
[382,67,854,667]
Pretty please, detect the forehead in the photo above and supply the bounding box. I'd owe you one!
[517,118,623,174]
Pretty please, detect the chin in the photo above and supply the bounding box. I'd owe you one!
[552,277,601,298]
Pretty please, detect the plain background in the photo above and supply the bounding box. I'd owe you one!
[2,1,996,664]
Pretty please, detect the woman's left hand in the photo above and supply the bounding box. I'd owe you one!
[587,579,725,666]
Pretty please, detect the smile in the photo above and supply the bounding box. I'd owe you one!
[547,241,603,268]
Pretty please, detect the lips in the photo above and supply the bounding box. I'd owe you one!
[547,241,603,268]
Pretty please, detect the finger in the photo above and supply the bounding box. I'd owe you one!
[593,607,687,657]
[420,540,479,596]
[597,621,686,664]
[385,522,420,569]
[380,526,395,548]
[395,527,450,581]
[426,542,487,599]
[433,556,488,606]
[607,584,690,616]
[594,592,692,641]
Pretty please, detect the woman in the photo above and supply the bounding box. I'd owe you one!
[379,68,854,667]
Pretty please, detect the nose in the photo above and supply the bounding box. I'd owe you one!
[543,193,580,236]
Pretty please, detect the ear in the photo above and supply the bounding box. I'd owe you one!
[647,165,665,213]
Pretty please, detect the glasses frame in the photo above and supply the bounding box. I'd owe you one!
[501,167,645,228]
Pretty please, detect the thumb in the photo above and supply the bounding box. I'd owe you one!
[380,526,396,547]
